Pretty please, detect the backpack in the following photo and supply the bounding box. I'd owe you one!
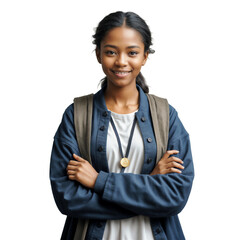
[73,93,169,165]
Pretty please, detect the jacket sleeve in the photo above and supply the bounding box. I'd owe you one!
[50,104,136,220]
[93,105,194,218]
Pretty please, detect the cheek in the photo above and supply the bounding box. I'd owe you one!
[101,65,108,76]
[101,57,113,69]
[131,59,145,71]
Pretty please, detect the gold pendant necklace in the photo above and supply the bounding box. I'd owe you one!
[120,158,130,168]
[110,115,137,169]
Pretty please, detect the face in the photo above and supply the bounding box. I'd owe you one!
[96,26,149,88]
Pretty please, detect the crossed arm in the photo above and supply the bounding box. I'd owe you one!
[50,104,194,219]
[67,150,184,189]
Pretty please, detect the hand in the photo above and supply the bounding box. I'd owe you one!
[150,150,184,175]
[67,154,99,189]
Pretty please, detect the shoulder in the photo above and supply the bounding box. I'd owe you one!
[147,93,168,105]
[64,103,74,117]
[54,103,75,141]
[61,103,74,128]
[59,91,95,130]
[146,93,189,143]
[146,94,169,119]
[168,104,189,143]
[169,104,177,122]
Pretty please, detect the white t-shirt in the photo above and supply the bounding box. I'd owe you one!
[102,110,154,240]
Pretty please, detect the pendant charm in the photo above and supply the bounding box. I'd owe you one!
[120,158,130,168]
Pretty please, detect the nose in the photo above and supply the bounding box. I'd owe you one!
[115,53,127,67]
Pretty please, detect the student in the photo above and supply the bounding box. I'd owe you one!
[50,11,194,240]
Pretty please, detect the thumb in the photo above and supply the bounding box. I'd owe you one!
[73,153,84,162]
[162,150,179,160]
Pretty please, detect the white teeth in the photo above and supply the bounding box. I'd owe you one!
[115,71,130,74]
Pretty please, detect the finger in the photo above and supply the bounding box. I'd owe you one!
[67,170,76,175]
[167,161,184,170]
[68,174,75,180]
[68,160,79,166]
[73,153,85,162]
[67,164,77,170]
[167,156,183,165]
[162,150,179,160]
[168,167,182,174]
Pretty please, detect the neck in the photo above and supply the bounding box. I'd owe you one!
[104,82,139,114]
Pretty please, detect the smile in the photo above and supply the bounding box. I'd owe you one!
[111,70,132,77]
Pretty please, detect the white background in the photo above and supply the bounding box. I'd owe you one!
[0,0,240,239]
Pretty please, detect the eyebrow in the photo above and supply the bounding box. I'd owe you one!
[103,44,140,49]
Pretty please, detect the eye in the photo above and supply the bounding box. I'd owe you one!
[105,50,116,56]
[129,51,138,56]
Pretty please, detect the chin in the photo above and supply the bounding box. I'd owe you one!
[108,78,136,88]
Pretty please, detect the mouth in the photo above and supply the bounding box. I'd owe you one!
[111,70,132,78]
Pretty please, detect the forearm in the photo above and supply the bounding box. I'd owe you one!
[51,176,136,220]
[94,171,193,218]
[93,135,194,218]
[50,139,136,220]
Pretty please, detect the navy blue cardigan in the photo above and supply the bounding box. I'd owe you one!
[50,86,194,240]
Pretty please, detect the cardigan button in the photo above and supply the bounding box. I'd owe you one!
[141,117,146,122]
[156,228,161,234]
[100,125,105,131]
[102,111,108,117]
[147,158,152,164]
[96,222,102,228]
[98,146,103,152]
[147,137,152,143]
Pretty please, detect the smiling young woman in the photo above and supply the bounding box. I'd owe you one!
[50,11,194,240]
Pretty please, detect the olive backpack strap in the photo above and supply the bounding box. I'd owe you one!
[73,93,169,164]
[73,93,94,164]
[147,94,169,162]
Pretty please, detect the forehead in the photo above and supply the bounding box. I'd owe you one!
[101,26,144,48]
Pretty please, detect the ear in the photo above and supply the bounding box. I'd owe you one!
[142,51,149,66]
[95,48,101,64]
